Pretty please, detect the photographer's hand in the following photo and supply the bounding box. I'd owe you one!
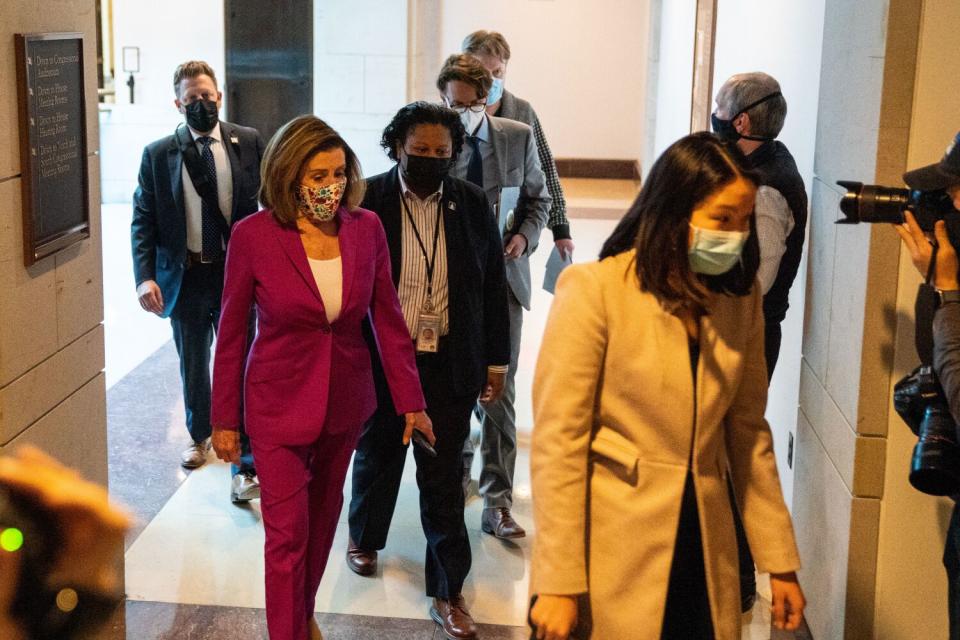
[933,220,960,290]
[0,446,130,593]
[895,213,960,289]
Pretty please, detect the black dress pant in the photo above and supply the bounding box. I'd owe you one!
[170,263,254,472]
[349,342,477,598]
[661,473,715,639]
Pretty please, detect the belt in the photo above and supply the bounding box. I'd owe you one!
[186,251,224,268]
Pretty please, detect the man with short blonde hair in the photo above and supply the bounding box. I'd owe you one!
[131,60,265,502]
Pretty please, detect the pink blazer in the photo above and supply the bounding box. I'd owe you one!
[211,207,426,446]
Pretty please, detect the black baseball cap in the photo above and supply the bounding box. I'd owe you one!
[904,131,960,190]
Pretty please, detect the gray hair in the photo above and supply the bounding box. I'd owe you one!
[716,72,787,139]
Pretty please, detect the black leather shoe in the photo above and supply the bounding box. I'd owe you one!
[346,538,377,576]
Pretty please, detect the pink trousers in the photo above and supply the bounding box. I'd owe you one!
[251,428,358,640]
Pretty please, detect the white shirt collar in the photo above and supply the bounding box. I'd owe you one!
[398,166,444,201]
[187,122,222,143]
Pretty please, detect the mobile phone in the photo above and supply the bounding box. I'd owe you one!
[411,430,438,457]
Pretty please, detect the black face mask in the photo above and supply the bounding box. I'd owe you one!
[711,91,782,142]
[184,99,219,133]
[401,153,451,192]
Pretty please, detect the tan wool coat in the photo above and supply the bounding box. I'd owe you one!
[530,250,801,640]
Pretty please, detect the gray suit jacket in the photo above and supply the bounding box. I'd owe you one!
[451,114,551,309]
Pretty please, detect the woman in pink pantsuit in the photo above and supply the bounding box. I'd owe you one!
[210,115,434,640]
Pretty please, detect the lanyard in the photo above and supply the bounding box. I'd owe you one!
[400,193,443,301]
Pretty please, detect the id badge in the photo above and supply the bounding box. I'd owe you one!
[415,311,441,353]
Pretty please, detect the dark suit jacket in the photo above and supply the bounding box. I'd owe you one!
[362,167,511,396]
[131,120,265,317]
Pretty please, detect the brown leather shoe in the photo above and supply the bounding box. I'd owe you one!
[430,595,478,640]
[180,439,210,469]
[346,538,377,576]
[481,507,526,539]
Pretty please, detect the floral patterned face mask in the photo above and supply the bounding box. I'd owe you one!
[296,179,346,223]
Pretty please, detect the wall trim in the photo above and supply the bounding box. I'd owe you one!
[555,158,641,181]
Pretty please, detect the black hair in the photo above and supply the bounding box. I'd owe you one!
[380,101,467,162]
[600,132,761,310]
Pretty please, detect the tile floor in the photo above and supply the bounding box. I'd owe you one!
[105,179,811,638]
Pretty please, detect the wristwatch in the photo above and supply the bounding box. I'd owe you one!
[938,289,960,306]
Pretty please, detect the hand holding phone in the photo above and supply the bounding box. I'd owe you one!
[412,430,438,457]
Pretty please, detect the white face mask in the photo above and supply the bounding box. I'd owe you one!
[460,109,485,136]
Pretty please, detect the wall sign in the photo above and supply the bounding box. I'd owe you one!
[15,33,90,266]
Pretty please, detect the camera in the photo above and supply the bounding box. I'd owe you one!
[894,366,960,496]
[838,176,960,496]
[0,486,120,639]
[836,180,955,231]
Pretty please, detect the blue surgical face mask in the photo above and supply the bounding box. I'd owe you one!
[487,77,504,105]
[688,224,749,275]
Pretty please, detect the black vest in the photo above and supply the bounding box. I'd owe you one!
[746,140,808,325]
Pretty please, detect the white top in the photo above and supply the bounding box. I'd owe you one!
[308,256,343,324]
[754,185,796,295]
[182,123,234,253]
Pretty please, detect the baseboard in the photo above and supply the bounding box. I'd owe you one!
[555,158,641,181]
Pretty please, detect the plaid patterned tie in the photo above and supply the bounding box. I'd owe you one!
[198,136,225,262]
[466,136,484,189]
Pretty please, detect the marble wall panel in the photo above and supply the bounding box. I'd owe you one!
[316,0,408,57]
[363,55,407,115]
[56,155,103,346]
[314,54,365,115]
[825,219,870,427]
[0,0,99,182]
[7,373,107,486]
[0,177,59,386]
[0,324,103,444]
[802,177,839,381]
[793,411,852,640]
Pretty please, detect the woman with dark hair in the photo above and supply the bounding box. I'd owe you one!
[210,115,434,640]
[345,101,511,640]
[528,132,805,639]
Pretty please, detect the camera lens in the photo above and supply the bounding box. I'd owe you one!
[910,404,960,496]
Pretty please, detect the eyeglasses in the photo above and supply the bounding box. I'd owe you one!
[445,100,487,114]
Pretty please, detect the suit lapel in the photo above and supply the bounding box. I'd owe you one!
[219,121,242,222]
[167,134,187,242]
[381,168,404,288]
[440,180,467,297]
[337,208,358,316]
[487,116,510,185]
[273,219,325,307]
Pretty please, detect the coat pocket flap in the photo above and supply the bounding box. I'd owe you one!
[590,427,639,470]
[246,359,290,384]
